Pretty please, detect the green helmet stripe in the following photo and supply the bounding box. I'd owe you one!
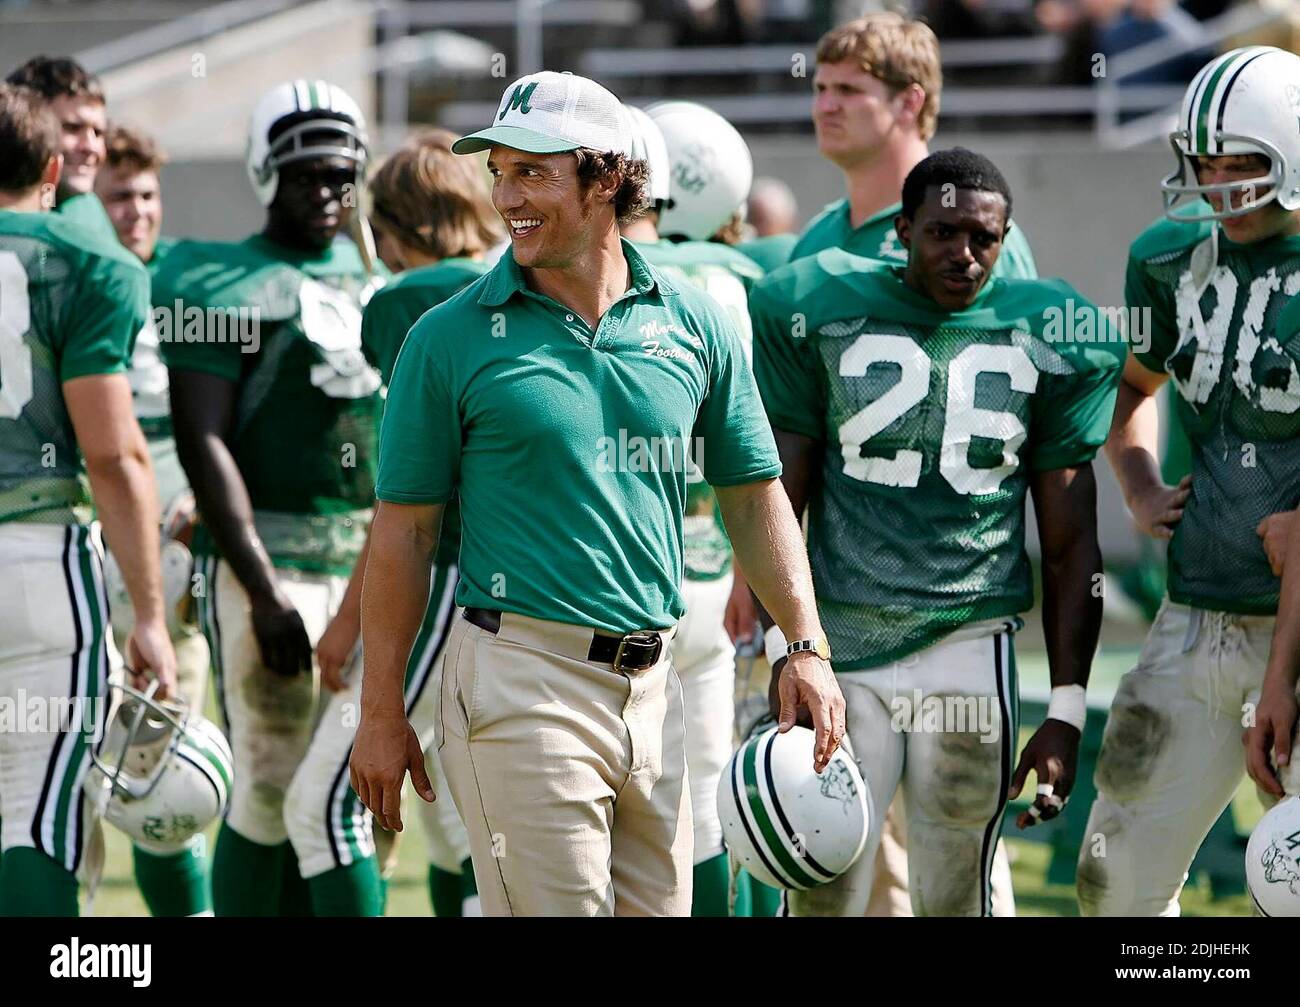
[1195,49,1251,153]
[741,734,821,889]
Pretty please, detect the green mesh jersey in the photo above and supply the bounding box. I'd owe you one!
[636,238,764,580]
[360,257,489,568]
[0,209,150,524]
[1128,204,1300,615]
[790,198,1039,280]
[54,192,120,248]
[156,234,385,574]
[737,233,799,274]
[752,251,1124,669]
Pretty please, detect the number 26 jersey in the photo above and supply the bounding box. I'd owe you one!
[752,250,1125,670]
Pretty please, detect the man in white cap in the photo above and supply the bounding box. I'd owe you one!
[350,71,845,917]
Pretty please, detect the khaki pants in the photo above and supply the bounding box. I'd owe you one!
[436,612,691,917]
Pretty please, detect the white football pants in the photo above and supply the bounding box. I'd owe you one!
[787,619,1019,917]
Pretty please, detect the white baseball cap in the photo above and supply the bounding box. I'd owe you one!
[452,71,632,156]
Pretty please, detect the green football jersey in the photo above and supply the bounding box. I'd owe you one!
[156,234,385,574]
[737,233,799,274]
[636,238,764,580]
[752,251,1124,669]
[360,256,490,568]
[790,198,1039,279]
[0,209,150,524]
[53,192,120,248]
[1128,204,1300,615]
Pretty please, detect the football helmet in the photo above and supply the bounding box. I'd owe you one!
[246,79,369,207]
[718,722,870,891]
[85,681,233,854]
[624,105,671,208]
[1162,46,1300,221]
[646,100,752,241]
[1246,796,1300,917]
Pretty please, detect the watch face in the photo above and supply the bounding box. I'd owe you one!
[815,639,831,660]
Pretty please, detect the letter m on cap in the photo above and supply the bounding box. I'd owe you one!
[500,82,538,120]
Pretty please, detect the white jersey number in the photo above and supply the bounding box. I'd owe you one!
[836,336,1038,495]
[0,251,35,420]
[1174,264,1300,414]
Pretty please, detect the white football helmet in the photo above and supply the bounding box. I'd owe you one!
[646,100,753,241]
[1162,46,1300,221]
[246,79,369,207]
[85,682,233,854]
[1246,796,1300,917]
[624,105,671,208]
[718,723,870,891]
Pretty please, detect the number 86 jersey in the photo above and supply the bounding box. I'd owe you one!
[751,250,1125,671]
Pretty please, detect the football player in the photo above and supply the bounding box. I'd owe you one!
[5,56,115,243]
[1077,46,1300,916]
[790,14,1034,275]
[283,127,503,917]
[0,82,176,915]
[752,148,1124,916]
[789,12,1037,916]
[618,103,764,916]
[95,123,215,916]
[156,80,383,916]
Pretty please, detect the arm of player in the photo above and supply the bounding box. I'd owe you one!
[715,477,845,772]
[1104,352,1191,539]
[1246,504,1300,798]
[65,372,176,699]
[1011,463,1103,828]
[169,368,313,677]
[351,500,441,830]
[317,533,369,693]
[748,427,821,716]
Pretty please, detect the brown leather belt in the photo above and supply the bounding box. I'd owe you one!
[462,607,664,672]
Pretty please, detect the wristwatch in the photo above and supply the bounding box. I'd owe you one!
[786,637,831,661]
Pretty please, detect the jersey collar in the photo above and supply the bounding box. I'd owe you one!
[477,236,678,308]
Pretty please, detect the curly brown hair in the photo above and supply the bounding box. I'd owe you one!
[573,148,650,225]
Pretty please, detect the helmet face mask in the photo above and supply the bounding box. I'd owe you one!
[256,117,368,196]
[1162,131,1286,222]
[86,681,233,854]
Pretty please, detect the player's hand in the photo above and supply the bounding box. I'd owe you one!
[127,616,177,700]
[350,708,432,832]
[775,651,845,773]
[316,609,360,693]
[1256,510,1295,577]
[724,573,758,644]
[1010,718,1079,828]
[250,587,313,677]
[1244,680,1298,799]
[1128,474,1192,540]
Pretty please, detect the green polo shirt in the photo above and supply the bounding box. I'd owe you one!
[377,238,782,633]
[789,198,1038,279]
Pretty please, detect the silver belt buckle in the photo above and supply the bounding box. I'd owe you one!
[614,631,661,673]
